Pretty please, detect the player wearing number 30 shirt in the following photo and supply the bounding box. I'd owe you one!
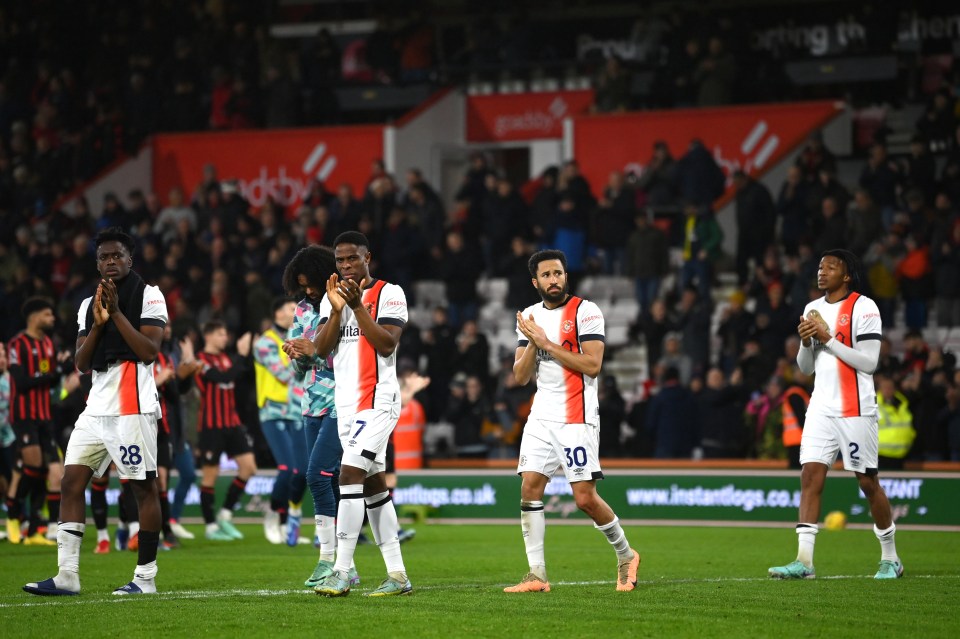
[505,250,640,595]
[769,249,903,582]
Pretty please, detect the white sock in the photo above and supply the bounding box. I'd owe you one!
[316,515,336,562]
[129,521,140,537]
[56,522,85,589]
[205,522,219,535]
[520,501,546,581]
[97,529,110,543]
[874,523,898,562]
[135,560,158,581]
[796,523,818,567]
[332,485,364,574]
[595,516,633,561]
[366,491,406,575]
[218,508,232,522]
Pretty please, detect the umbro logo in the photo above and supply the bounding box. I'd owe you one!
[337,532,348,539]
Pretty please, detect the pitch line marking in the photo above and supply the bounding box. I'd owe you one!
[2,575,958,608]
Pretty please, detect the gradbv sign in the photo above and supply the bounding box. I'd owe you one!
[466,90,595,143]
[152,125,384,210]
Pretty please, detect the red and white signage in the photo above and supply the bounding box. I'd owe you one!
[466,90,595,142]
[152,125,384,210]
[572,101,843,205]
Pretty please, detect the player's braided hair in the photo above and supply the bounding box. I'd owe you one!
[821,249,862,289]
[282,245,336,297]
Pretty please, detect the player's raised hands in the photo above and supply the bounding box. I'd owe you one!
[326,274,345,312]
[92,285,110,326]
[179,337,195,361]
[237,332,253,357]
[283,338,316,359]
[517,312,548,349]
[337,277,363,310]
[100,278,119,315]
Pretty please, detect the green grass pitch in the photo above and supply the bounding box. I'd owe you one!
[2,524,958,638]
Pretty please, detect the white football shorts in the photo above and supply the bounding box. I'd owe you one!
[64,413,158,480]
[338,405,400,477]
[799,413,879,474]
[517,416,604,483]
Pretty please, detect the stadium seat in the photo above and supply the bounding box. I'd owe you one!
[606,299,640,325]
[407,306,433,328]
[413,280,447,309]
[477,278,508,305]
[605,325,630,348]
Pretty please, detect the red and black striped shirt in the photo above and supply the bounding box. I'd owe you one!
[196,351,244,430]
[153,352,173,435]
[7,332,57,423]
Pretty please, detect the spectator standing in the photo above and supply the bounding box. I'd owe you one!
[733,170,776,286]
[646,366,698,458]
[436,231,484,329]
[624,212,669,314]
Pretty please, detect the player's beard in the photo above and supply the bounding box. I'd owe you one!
[537,281,568,305]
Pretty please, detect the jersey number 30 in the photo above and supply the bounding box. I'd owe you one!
[564,446,587,467]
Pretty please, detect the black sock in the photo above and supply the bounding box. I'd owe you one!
[5,496,22,521]
[200,486,216,524]
[47,490,61,524]
[137,529,160,567]
[91,483,108,530]
[21,466,46,534]
[159,491,172,536]
[91,483,108,529]
[122,481,139,525]
[222,478,247,512]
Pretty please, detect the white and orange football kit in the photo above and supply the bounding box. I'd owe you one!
[516,296,605,483]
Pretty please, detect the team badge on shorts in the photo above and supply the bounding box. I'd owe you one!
[519,455,527,467]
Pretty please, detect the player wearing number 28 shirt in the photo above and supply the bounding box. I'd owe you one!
[769,249,903,581]
[24,228,167,597]
[505,249,640,594]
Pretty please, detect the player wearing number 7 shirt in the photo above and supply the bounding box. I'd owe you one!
[24,228,168,596]
[769,249,903,581]
[310,231,412,598]
[505,249,640,594]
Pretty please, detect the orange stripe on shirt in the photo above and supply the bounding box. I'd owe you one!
[834,292,861,418]
[118,361,140,416]
[561,297,585,424]
[357,280,386,411]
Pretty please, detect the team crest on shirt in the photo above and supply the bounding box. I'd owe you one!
[839,314,850,326]
[364,302,375,315]
[562,320,574,333]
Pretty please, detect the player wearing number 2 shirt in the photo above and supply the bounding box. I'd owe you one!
[505,249,640,594]
[25,228,167,597]
[769,249,903,581]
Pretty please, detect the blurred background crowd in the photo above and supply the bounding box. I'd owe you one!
[1,0,959,468]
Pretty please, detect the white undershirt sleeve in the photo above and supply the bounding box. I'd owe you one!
[824,338,880,375]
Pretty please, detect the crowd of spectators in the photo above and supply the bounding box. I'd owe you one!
[1,1,959,466]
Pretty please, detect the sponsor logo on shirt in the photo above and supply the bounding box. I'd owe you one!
[339,326,363,338]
